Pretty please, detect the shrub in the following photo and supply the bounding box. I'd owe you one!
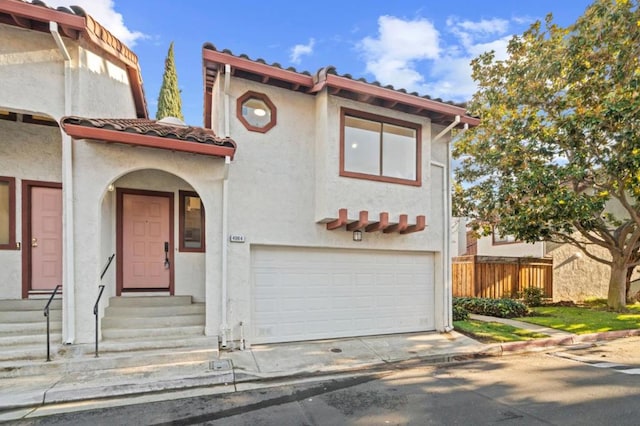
[452,305,469,321]
[520,287,545,307]
[453,297,529,318]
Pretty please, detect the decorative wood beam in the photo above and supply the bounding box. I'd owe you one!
[262,75,269,83]
[347,210,369,231]
[401,215,426,234]
[329,86,341,95]
[383,214,408,234]
[326,208,348,230]
[365,212,389,232]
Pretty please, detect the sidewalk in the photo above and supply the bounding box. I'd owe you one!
[0,330,484,419]
[2,320,639,422]
[469,314,640,355]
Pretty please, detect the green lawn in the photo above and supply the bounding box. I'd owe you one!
[453,319,549,343]
[517,304,640,334]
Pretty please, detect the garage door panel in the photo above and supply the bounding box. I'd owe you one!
[251,246,435,344]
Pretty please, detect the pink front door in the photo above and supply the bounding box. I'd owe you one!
[120,192,173,292]
[30,186,63,291]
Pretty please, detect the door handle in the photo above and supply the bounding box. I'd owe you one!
[31,238,38,247]
[164,241,170,269]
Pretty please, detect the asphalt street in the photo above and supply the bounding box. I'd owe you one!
[7,337,640,426]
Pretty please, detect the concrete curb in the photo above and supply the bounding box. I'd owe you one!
[479,329,640,356]
[2,329,639,416]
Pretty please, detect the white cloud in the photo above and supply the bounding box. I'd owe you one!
[358,16,439,90]
[467,37,512,60]
[289,38,315,64]
[356,14,521,102]
[45,0,145,47]
[450,17,509,36]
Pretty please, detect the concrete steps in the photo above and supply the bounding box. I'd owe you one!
[0,299,62,311]
[0,298,63,362]
[0,345,219,378]
[0,296,219,378]
[101,296,208,342]
[102,324,204,340]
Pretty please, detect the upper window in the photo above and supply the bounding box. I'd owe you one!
[340,108,421,186]
[237,91,276,133]
[0,177,16,250]
[179,191,205,252]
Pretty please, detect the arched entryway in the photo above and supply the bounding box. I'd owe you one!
[100,169,208,300]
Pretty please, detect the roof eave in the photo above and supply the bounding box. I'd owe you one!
[0,1,148,119]
[61,123,236,159]
[0,0,85,30]
[317,74,479,127]
[202,46,478,127]
[202,47,314,91]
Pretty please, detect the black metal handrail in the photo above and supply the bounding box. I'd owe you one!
[94,253,115,357]
[44,284,62,362]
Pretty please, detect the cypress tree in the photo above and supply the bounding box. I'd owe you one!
[155,42,184,121]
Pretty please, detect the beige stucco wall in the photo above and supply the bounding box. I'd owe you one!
[0,120,62,298]
[0,23,142,344]
[476,236,545,258]
[549,243,610,301]
[212,74,452,342]
[0,24,136,120]
[71,140,228,342]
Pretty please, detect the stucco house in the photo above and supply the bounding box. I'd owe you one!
[461,223,627,302]
[1,0,478,357]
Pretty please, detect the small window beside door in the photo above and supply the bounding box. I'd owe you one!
[0,177,16,250]
[179,191,205,252]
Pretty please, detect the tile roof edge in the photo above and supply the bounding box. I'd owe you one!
[203,42,470,110]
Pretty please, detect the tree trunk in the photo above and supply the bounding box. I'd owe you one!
[608,257,628,311]
[626,265,635,302]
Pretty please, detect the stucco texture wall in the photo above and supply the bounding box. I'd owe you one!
[71,140,227,342]
[0,120,61,299]
[0,24,136,121]
[212,76,451,340]
[475,236,545,258]
[550,243,611,301]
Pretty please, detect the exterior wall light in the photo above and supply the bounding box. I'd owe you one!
[353,230,362,242]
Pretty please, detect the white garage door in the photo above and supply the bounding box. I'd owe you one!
[251,246,435,344]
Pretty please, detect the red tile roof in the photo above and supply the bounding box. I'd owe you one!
[202,43,479,128]
[61,116,236,159]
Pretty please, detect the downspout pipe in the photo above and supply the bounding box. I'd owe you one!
[443,120,469,332]
[224,64,231,137]
[220,156,230,347]
[433,115,461,144]
[220,63,232,348]
[51,21,75,344]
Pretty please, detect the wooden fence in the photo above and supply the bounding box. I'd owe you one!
[452,255,553,299]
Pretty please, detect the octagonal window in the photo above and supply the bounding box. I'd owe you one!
[237,91,276,133]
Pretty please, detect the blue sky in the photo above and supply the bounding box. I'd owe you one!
[47,0,594,126]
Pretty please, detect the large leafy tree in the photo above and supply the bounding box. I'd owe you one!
[454,0,640,311]
[156,42,184,121]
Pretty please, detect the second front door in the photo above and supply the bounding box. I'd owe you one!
[118,190,173,294]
